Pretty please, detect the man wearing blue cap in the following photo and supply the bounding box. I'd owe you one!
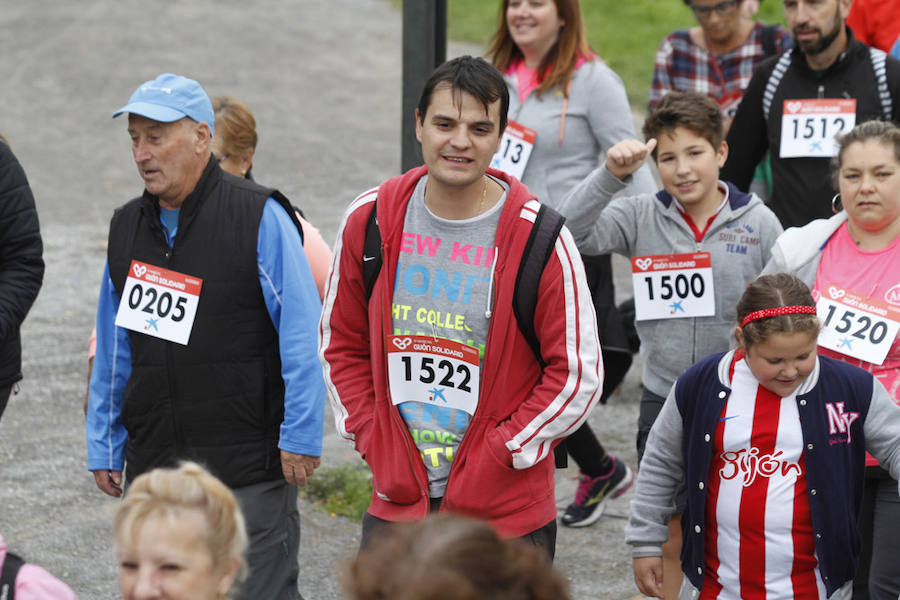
[86,73,324,599]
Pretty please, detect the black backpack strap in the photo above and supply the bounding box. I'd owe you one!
[513,204,566,369]
[1,551,24,600]
[268,189,304,244]
[363,199,382,299]
[760,24,778,58]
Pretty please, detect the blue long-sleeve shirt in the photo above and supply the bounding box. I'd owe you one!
[86,198,325,472]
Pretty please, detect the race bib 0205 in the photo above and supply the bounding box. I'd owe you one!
[631,252,716,321]
[490,120,536,180]
[779,98,856,158]
[816,283,900,365]
[387,335,481,416]
[114,260,203,345]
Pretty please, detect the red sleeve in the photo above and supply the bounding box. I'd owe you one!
[846,0,875,47]
[492,223,604,469]
[319,190,379,453]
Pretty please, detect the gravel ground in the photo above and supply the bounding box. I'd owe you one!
[0,2,650,598]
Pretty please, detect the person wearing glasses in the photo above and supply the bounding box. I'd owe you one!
[649,0,792,127]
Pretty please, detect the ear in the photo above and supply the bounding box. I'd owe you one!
[240,148,254,176]
[716,139,729,168]
[216,557,242,598]
[839,0,852,19]
[415,108,423,144]
[195,122,211,155]
[734,325,745,350]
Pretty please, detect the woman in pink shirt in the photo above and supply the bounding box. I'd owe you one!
[763,120,900,600]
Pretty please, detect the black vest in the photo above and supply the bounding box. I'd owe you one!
[107,158,301,488]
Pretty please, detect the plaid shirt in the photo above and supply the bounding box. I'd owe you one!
[648,21,793,112]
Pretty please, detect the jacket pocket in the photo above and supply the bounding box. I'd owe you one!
[363,417,423,505]
[444,421,553,519]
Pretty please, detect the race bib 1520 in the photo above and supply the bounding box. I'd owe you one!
[816,283,900,365]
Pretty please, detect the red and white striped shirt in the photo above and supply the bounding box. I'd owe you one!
[700,354,825,599]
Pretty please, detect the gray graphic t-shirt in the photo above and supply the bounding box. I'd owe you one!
[391,175,508,497]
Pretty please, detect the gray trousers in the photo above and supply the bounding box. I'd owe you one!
[854,470,900,600]
[233,479,301,600]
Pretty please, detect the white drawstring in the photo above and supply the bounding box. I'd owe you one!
[484,246,498,319]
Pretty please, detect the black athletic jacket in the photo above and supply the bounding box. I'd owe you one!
[0,141,44,390]
[722,28,900,228]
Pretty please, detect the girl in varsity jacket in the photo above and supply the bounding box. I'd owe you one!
[626,273,900,600]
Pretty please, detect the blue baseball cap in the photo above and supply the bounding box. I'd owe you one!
[113,73,215,136]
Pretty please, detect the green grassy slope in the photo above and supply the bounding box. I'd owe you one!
[446,0,787,109]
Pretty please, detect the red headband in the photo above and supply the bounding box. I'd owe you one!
[740,305,817,328]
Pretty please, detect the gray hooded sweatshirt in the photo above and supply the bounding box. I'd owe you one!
[557,166,783,396]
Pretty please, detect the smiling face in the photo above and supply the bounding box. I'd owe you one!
[117,510,237,600]
[839,139,900,234]
[415,83,502,196]
[655,126,728,212]
[506,0,564,61]
[128,114,209,209]
[738,329,818,396]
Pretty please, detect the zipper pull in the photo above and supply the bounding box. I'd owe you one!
[817,84,824,99]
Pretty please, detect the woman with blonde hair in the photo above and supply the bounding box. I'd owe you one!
[113,462,247,600]
[488,0,652,529]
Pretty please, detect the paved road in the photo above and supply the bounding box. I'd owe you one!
[0,2,646,598]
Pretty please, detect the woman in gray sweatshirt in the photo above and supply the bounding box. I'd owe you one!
[488,0,657,529]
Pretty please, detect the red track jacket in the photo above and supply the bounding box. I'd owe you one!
[319,166,603,536]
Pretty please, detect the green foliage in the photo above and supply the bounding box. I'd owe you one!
[301,463,373,522]
[442,0,788,109]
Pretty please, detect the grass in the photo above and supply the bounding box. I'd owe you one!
[301,463,373,521]
[410,1,789,109]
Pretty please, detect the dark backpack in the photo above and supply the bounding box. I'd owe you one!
[1,551,24,600]
[760,24,779,58]
[362,199,565,368]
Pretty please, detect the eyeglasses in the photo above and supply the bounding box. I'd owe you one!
[689,0,739,19]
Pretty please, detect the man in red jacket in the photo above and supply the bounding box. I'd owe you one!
[319,56,603,558]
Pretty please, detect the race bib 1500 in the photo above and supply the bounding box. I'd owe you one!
[631,252,715,321]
